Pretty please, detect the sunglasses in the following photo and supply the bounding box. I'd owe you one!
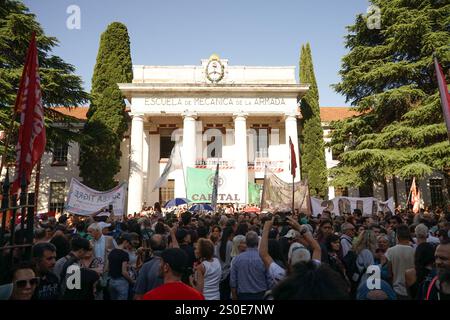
[15,277,40,288]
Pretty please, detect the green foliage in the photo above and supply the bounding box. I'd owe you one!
[329,0,450,188]
[299,43,328,198]
[0,0,88,161]
[79,22,132,190]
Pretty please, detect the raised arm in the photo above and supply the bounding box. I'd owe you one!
[287,216,321,262]
[167,223,179,248]
[259,218,275,269]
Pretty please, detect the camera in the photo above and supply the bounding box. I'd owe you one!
[274,211,290,226]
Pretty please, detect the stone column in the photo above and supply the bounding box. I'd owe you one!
[179,111,197,198]
[285,112,301,181]
[234,112,249,204]
[127,113,145,214]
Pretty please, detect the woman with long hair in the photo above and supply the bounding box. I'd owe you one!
[325,234,350,286]
[217,226,234,300]
[193,238,222,300]
[352,230,377,277]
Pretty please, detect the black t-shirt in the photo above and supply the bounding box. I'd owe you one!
[180,244,195,271]
[108,249,130,279]
[62,268,99,300]
[33,271,60,300]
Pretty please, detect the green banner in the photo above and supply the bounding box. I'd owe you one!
[248,182,262,205]
[187,167,214,203]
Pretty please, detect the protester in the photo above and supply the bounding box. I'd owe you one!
[230,231,268,300]
[134,234,168,299]
[421,239,450,300]
[142,248,204,300]
[405,242,435,299]
[259,218,287,288]
[217,226,234,300]
[53,237,90,288]
[107,233,135,300]
[271,261,349,300]
[193,238,221,300]
[385,224,415,299]
[32,243,60,300]
[8,262,39,300]
[340,222,356,258]
[230,235,246,258]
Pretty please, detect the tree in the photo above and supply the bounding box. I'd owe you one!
[79,22,132,190]
[0,0,88,159]
[299,43,328,198]
[329,0,450,200]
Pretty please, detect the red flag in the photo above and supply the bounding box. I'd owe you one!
[289,136,297,178]
[434,56,450,141]
[11,32,46,195]
[410,177,420,214]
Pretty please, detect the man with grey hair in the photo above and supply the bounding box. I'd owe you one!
[340,222,356,258]
[414,223,440,247]
[87,222,117,299]
[230,231,268,300]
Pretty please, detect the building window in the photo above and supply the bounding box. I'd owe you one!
[160,136,175,159]
[49,182,65,214]
[52,142,68,165]
[159,180,174,205]
[251,127,269,158]
[430,179,444,207]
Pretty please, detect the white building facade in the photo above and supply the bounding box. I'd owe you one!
[117,55,308,214]
[8,56,447,215]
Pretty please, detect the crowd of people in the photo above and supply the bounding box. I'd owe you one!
[0,202,449,300]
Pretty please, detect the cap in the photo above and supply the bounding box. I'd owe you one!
[161,248,188,275]
[288,242,310,264]
[97,222,111,230]
[284,229,299,239]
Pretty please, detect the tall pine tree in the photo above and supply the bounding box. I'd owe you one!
[0,0,88,157]
[329,0,450,200]
[79,22,132,190]
[299,43,328,198]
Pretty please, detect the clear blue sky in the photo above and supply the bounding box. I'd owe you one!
[24,0,370,106]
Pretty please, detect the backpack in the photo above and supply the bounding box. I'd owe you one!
[342,250,364,284]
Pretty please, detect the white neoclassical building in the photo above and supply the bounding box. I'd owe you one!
[5,55,446,215]
[117,55,308,213]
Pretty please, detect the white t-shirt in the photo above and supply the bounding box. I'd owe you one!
[267,262,286,288]
[385,244,415,296]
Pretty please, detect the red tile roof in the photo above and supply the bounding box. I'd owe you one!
[51,106,89,120]
[50,106,359,122]
[319,107,360,122]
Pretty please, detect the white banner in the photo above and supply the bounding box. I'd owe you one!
[310,196,394,217]
[65,178,127,216]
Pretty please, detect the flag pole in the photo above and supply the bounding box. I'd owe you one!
[260,165,267,211]
[178,143,188,198]
[33,157,42,211]
[292,167,295,215]
[405,177,414,212]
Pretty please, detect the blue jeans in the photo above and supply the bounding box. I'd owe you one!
[109,277,129,300]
